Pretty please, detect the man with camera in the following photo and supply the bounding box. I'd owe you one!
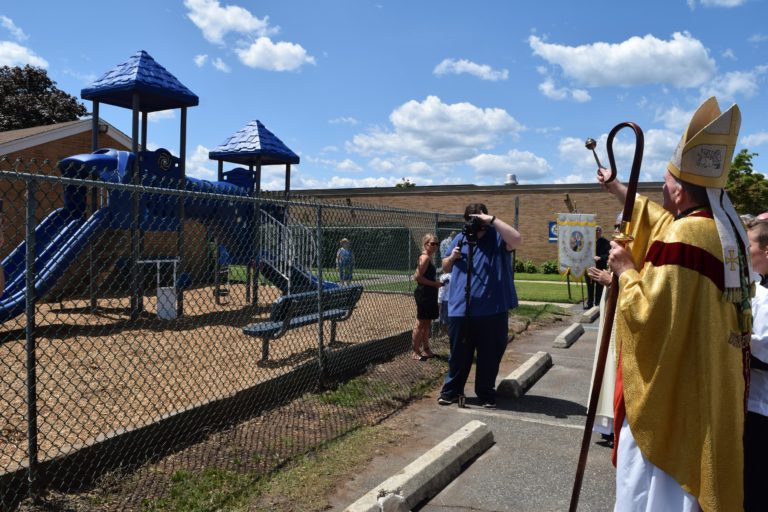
[438,203,521,408]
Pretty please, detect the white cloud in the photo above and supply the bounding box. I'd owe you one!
[336,159,362,172]
[721,48,736,60]
[749,34,768,43]
[741,132,768,147]
[186,145,217,180]
[61,67,98,84]
[291,175,413,190]
[329,116,359,125]
[468,149,552,182]
[528,32,715,88]
[538,78,591,102]
[433,58,509,81]
[347,95,525,162]
[654,105,695,131]
[0,41,48,67]
[699,66,768,102]
[236,37,315,71]
[148,110,176,123]
[403,161,434,175]
[320,145,339,153]
[184,0,274,45]
[369,157,396,171]
[1,16,28,41]
[212,57,231,73]
[194,54,208,67]
[700,0,747,6]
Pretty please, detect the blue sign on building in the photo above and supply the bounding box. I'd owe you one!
[548,221,558,243]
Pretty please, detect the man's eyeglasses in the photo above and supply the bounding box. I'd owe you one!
[426,242,438,246]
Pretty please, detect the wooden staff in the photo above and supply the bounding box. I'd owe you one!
[569,122,644,512]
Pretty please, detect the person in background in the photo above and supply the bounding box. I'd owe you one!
[411,233,443,360]
[585,225,610,309]
[438,203,521,408]
[745,219,768,511]
[599,97,750,511]
[437,271,451,335]
[336,238,354,286]
[440,231,456,259]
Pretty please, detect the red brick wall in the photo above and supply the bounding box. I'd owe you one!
[301,184,664,265]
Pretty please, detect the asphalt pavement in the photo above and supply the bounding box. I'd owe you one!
[330,304,616,512]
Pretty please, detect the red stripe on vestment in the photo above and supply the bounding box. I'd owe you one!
[644,241,724,291]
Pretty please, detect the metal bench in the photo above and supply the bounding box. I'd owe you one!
[242,285,364,362]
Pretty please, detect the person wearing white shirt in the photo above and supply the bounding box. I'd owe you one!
[745,218,768,511]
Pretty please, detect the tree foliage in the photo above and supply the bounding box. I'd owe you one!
[0,65,87,131]
[395,177,415,188]
[725,149,768,215]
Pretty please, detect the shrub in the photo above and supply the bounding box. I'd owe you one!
[541,260,559,274]
[524,259,538,274]
[514,258,526,273]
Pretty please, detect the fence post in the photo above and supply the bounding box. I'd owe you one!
[316,205,326,380]
[25,178,40,501]
[434,213,440,264]
[90,102,99,312]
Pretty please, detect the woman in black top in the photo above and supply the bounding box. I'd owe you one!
[411,233,443,360]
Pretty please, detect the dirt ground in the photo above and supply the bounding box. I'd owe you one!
[5,298,566,511]
[0,284,417,476]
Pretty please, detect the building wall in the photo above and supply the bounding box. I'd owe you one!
[299,183,665,265]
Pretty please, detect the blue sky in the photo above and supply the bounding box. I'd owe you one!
[2,0,767,190]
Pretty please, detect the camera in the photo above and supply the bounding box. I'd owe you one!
[462,216,485,241]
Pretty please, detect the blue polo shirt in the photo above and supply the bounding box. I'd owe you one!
[446,228,518,317]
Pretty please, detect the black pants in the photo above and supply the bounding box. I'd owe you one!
[585,276,603,307]
[744,410,768,511]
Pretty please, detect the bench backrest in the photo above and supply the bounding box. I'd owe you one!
[270,285,364,323]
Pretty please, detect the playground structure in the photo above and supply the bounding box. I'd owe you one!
[0,50,339,324]
[1,51,448,510]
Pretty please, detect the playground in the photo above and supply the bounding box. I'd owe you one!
[0,283,417,473]
[0,50,468,508]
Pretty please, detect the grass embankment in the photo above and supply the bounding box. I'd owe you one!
[139,303,568,511]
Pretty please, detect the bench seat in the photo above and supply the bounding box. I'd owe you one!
[243,285,363,362]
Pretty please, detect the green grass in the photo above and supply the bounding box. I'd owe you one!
[316,379,397,408]
[514,280,583,303]
[142,468,260,511]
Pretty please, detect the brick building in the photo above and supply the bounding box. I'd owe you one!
[298,181,664,265]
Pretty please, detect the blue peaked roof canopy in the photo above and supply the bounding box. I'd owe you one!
[209,120,300,166]
[81,50,199,112]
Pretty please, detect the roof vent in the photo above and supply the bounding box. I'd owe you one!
[505,173,518,185]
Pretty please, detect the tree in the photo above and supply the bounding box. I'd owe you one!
[395,177,415,188]
[0,65,87,131]
[725,149,768,215]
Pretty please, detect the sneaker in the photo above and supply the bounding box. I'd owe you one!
[482,400,497,409]
[437,396,457,406]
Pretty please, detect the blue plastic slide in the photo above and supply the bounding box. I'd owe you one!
[0,209,108,323]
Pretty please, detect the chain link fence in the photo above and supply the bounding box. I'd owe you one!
[0,155,465,509]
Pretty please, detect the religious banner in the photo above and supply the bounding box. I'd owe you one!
[557,213,596,279]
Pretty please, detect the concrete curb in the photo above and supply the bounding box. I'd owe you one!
[344,420,494,512]
[579,306,600,323]
[497,351,553,398]
[553,322,584,348]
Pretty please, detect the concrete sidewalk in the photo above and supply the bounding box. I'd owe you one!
[330,305,616,511]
